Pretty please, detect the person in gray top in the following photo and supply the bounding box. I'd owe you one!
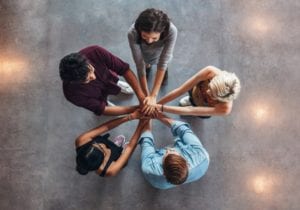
[128,8,178,115]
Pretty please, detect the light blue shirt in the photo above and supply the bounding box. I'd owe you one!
[139,121,210,189]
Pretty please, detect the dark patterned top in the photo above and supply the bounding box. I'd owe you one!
[63,45,129,115]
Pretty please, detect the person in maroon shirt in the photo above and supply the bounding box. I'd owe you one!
[59,45,145,116]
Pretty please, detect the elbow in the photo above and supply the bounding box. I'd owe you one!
[204,65,216,70]
[124,68,131,76]
[215,103,232,116]
[105,167,120,177]
[203,66,219,76]
[222,109,232,116]
[219,106,232,116]
[106,171,118,177]
[75,135,85,147]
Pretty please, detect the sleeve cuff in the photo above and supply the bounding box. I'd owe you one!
[171,121,190,136]
[157,64,168,70]
[139,131,154,144]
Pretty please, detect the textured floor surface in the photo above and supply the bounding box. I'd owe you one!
[0,0,299,210]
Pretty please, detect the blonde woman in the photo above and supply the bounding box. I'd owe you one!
[155,66,241,117]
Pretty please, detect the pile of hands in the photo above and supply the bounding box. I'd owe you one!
[129,96,164,121]
[142,95,159,116]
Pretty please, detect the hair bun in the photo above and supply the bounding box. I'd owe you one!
[76,165,89,175]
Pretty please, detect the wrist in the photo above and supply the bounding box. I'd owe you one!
[150,93,157,98]
[161,104,164,112]
[127,114,132,121]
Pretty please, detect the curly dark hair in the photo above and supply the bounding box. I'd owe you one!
[134,8,170,43]
[59,53,89,82]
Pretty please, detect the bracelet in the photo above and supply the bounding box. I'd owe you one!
[161,105,164,112]
[128,114,132,121]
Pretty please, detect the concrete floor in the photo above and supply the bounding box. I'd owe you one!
[0,0,299,210]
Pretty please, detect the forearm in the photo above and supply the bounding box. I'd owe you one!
[157,77,197,104]
[159,105,225,116]
[150,68,166,97]
[123,69,146,103]
[106,121,144,176]
[157,23,177,70]
[139,75,150,96]
[157,87,182,104]
[157,114,174,127]
[157,66,219,104]
[103,105,138,116]
[76,115,131,146]
[128,120,145,146]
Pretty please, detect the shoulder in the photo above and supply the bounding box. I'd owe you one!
[206,66,222,76]
[62,82,79,97]
[127,24,138,41]
[79,45,103,54]
[163,22,177,41]
[215,101,233,115]
[169,22,178,34]
[79,45,112,60]
[141,155,164,175]
[196,66,222,81]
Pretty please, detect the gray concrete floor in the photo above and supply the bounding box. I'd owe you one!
[0,0,299,210]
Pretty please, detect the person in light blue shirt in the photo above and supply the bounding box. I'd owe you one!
[139,114,210,189]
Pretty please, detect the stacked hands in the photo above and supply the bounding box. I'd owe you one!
[142,95,161,117]
[129,95,164,121]
[128,102,164,122]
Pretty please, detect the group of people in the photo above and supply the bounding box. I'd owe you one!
[59,8,241,189]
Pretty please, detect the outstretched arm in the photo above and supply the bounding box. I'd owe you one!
[142,68,166,115]
[123,69,146,104]
[76,109,140,147]
[157,66,221,104]
[127,30,150,96]
[105,120,147,176]
[155,101,232,116]
[103,105,138,116]
[156,113,175,128]
[139,75,150,96]
[156,113,203,146]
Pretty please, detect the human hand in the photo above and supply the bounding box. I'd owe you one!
[128,109,142,120]
[148,108,160,119]
[129,109,151,120]
[154,111,167,119]
[142,96,157,115]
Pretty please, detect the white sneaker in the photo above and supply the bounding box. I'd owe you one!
[117,81,134,94]
[179,96,192,106]
[107,100,116,106]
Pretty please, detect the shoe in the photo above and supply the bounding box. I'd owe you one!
[179,96,192,106]
[161,69,168,86]
[113,135,126,147]
[146,65,152,78]
[107,100,116,106]
[117,81,134,94]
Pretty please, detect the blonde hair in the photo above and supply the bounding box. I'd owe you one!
[208,71,241,103]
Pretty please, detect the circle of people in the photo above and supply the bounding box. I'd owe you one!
[59,8,241,190]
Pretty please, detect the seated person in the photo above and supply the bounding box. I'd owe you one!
[139,114,209,189]
[75,110,146,177]
[155,66,241,117]
[59,45,145,116]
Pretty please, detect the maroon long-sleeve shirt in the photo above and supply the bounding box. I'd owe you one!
[63,45,129,115]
